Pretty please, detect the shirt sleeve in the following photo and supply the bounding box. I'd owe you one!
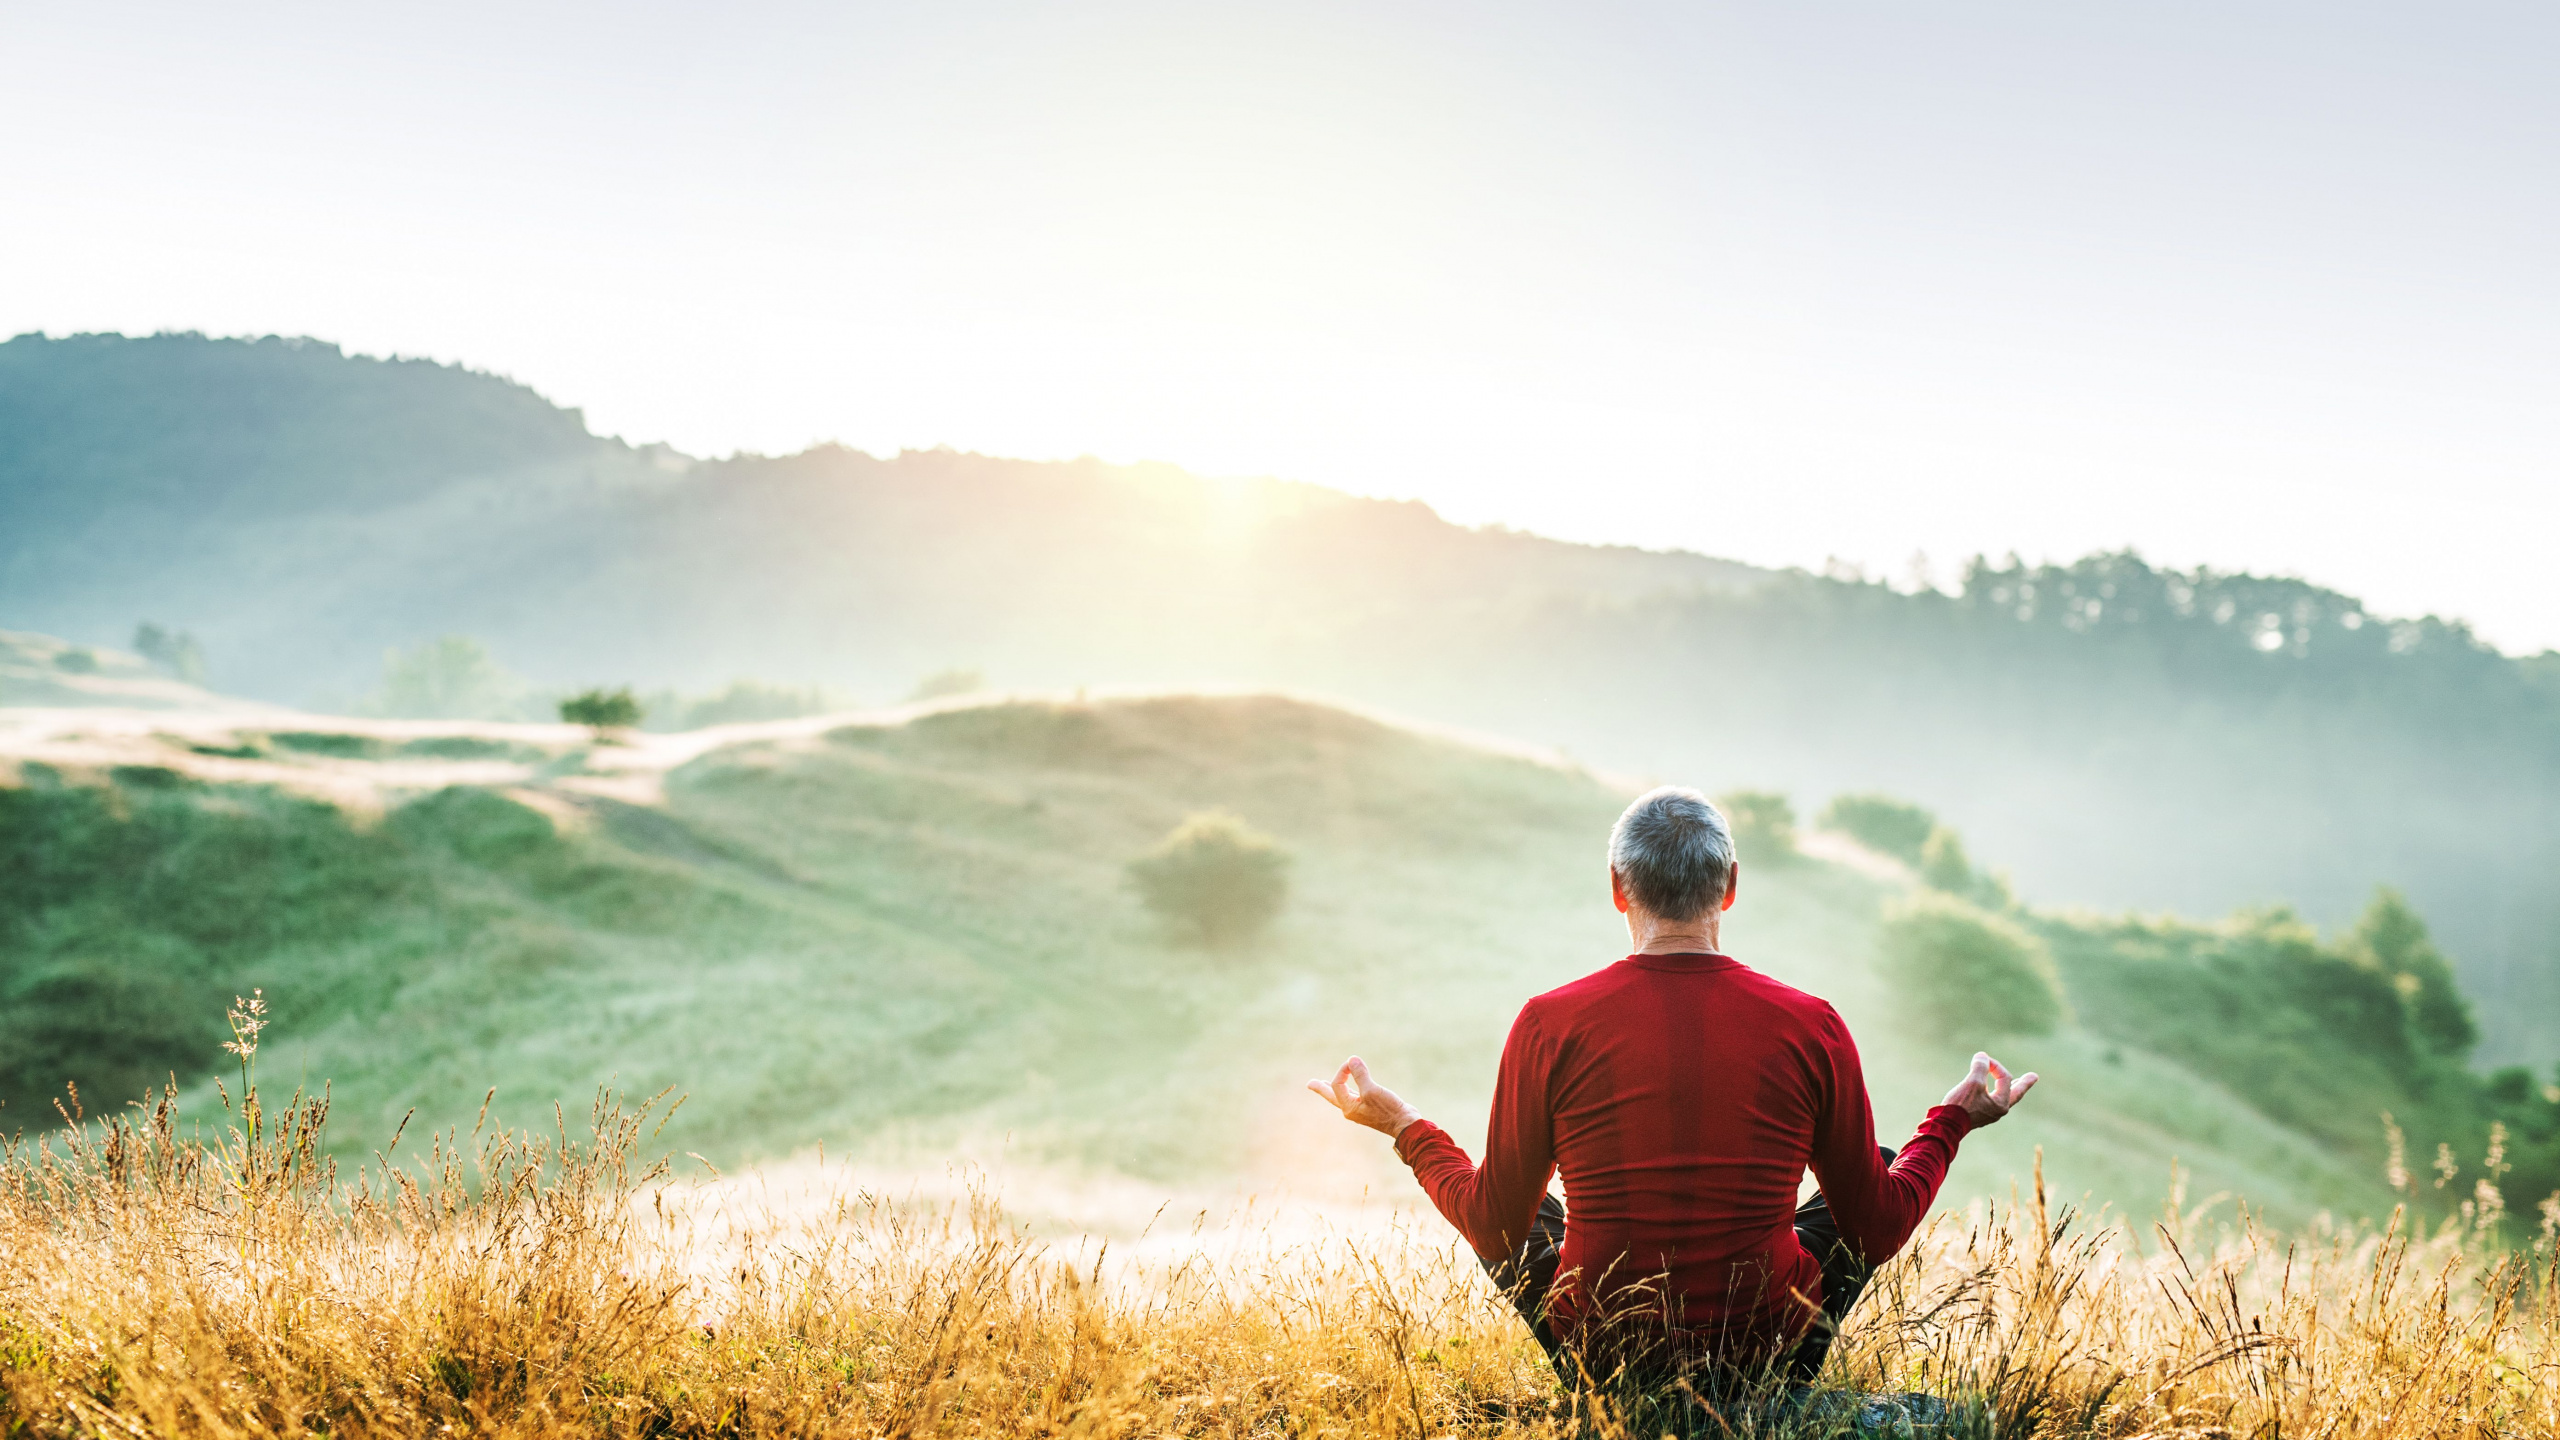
[1390,1003,1558,1263]
[1805,1003,1973,1265]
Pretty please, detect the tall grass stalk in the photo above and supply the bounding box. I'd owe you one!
[2,1086,2553,1437]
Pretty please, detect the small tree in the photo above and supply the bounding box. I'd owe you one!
[1716,790,1801,867]
[1877,889,2066,1037]
[560,687,643,737]
[1127,810,1291,947]
[1816,793,1937,866]
[2350,886,2477,1061]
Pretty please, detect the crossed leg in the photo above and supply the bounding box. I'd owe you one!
[1478,1147,1895,1389]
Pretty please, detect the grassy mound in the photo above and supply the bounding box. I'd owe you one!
[0,694,2445,1226]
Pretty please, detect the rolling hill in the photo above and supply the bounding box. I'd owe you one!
[4,686,2468,1232]
[5,330,2558,1068]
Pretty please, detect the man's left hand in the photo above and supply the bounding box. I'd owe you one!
[1942,1051,2039,1127]
[1307,1056,1422,1138]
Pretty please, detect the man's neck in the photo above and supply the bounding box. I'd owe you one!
[1628,918,1721,955]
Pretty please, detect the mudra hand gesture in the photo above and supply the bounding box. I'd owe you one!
[1308,1056,1422,1137]
[1942,1051,2039,1126]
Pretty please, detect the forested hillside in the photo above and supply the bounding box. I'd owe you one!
[5,331,2558,1062]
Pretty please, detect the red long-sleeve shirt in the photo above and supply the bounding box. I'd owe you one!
[1394,951,1972,1356]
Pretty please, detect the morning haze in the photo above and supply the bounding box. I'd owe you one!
[9,331,2559,1075]
[5,4,2558,1431]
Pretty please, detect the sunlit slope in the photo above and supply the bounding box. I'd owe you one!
[0,693,2383,1225]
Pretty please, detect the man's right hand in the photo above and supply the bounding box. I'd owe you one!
[1942,1051,2039,1127]
[1308,1056,1423,1138]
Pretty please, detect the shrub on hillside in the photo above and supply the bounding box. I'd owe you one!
[561,687,643,734]
[2348,886,2477,1060]
[1127,811,1291,947]
[1817,792,1937,865]
[1877,889,2067,1037]
[2024,898,2560,1211]
[1715,790,1800,866]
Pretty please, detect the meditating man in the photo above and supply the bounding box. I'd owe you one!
[1308,786,2038,1392]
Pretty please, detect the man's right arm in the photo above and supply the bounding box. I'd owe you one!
[1392,1006,1558,1264]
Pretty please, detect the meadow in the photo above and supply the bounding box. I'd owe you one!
[1,1068,2553,1438]
[8,690,2558,1436]
[0,693,2396,1224]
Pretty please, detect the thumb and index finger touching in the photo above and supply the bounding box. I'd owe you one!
[1973,1051,2042,1109]
[1304,1055,1373,1112]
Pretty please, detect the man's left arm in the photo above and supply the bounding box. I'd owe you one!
[1806,1010,2037,1264]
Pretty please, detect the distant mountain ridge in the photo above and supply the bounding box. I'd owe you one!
[0,331,1767,702]
[4,330,2557,1064]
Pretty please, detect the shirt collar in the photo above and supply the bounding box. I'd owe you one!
[1621,950,1741,973]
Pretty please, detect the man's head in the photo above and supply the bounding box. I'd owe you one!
[1608,786,1737,925]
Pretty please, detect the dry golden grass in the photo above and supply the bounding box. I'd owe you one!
[3,1067,2555,1439]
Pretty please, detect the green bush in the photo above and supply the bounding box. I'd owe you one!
[1716,790,1800,867]
[1877,889,2066,1037]
[2347,887,2477,1060]
[1127,811,1291,947]
[1817,793,1937,866]
[561,687,643,732]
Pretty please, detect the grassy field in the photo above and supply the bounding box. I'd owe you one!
[1,691,2388,1232]
[15,689,2555,1436]
[0,1081,2550,1439]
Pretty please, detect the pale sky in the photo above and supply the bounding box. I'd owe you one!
[8,2,2557,649]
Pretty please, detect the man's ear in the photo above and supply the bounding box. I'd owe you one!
[1720,862,1741,912]
[1610,867,1631,915]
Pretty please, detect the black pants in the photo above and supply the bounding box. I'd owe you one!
[1480,1148,1892,1392]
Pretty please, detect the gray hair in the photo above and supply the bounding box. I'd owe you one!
[1608,786,1735,923]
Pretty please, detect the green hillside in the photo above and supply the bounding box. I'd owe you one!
[7,332,2558,1066]
[18,689,2532,1232]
